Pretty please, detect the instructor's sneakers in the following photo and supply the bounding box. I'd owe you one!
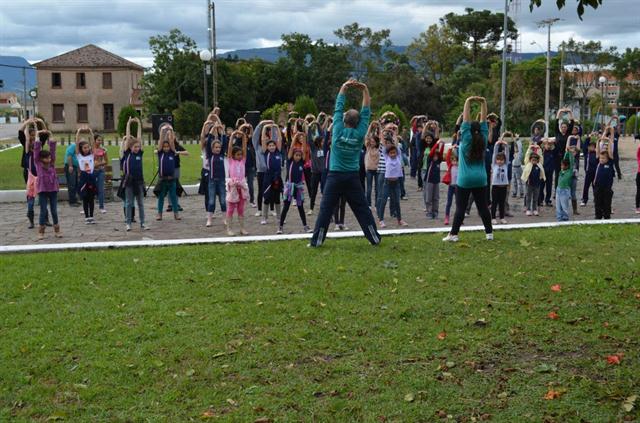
[486,233,494,241]
[442,234,459,242]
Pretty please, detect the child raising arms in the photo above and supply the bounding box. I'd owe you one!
[33,130,61,240]
[121,117,148,231]
[225,126,251,236]
[156,126,181,221]
[76,126,97,224]
[260,123,284,225]
[278,147,311,234]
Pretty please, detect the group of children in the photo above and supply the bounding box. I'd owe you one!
[18,106,640,240]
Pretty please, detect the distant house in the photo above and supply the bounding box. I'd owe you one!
[34,44,144,132]
[0,92,19,106]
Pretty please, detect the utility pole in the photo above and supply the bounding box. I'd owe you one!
[22,67,27,119]
[208,0,218,108]
[537,18,560,138]
[558,43,565,108]
[499,0,509,129]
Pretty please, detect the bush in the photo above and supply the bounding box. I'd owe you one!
[626,114,639,136]
[374,104,408,130]
[172,101,205,138]
[294,95,319,117]
[117,105,141,136]
[262,103,292,124]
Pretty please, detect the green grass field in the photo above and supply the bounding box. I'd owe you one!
[0,144,204,190]
[1,226,639,421]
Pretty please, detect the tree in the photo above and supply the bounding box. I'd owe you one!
[172,101,205,138]
[117,105,140,136]
[334,23,392,79]
[529,0,604,20]
[562,39,617,119]
[262,102,292,124]
[614,48,640,107]
[368,55,442,122]
[374,105,408,130]
[140,29,202,115]
[294,95,318,117]
[441,8,517,65]
[408,24,467,83]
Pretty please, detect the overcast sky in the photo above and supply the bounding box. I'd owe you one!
[0,0,636,67]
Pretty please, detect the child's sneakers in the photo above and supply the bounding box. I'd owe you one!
[533,210,539,216]
[397,220,408,227]
[444,215,450,225]
[126,224,132,232]
[141,224,150,231]
[254,211,262,217]
[156,213,163,221]
[206,218,212,227]
[304,225,312,233]
[250,203,257,208]
[100,208,107,214]
[306,209,314,216]
[580,201,587,207]
[277,226,284,235]
[636,208,640,214]
[526,210,532,216]
[486,233,494,241]
[492,219,498,225]
[260,220,267,225]
[85,218,91,225]
[379,220,386,229]
[500,219,508,225]
[442,234,458,242]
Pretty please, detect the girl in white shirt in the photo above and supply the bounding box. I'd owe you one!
[76,127,97,224]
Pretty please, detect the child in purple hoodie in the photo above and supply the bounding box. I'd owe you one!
[33,131,61,240]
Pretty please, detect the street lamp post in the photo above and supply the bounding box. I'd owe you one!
[537,18,560,138]
[599,75,607,130]
[200,49,212,118]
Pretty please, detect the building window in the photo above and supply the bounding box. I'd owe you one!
[76,72,86,89]
[102,72,112,89]
[52,104,65,122]
[52,73,61,88]
[77,104,88,123]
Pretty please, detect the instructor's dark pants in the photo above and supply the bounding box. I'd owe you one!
[310,171,381,247]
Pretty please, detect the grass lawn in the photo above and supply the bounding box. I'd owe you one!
[1,226,639,421]
[0,144,204,190]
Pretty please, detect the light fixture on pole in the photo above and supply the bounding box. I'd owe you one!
[499,0,509,129]
[537,18,560,138]
[200,49,212,117]
[207,0,218,108]
[599,75,607,129]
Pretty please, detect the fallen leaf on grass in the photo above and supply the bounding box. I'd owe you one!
[383,260,398,269]
[175,310,190,317]
[254,418,273,423]
[551,284,562,292]
[186,369,196,377]
[133,258,139,263]
[606,354,622,365]
[544,389,563,400]
[437,331,447,340]
[548,311,559,320]
[519,238,531,247]
[201,409,216,418]
[622,395,637,412]
[535,363,557,373]
[226,398,238,406]
[404,393,415,402]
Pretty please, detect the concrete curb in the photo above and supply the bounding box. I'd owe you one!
[1,218,638,254]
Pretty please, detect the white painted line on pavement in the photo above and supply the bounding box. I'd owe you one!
[1,218,638,254]
[0,144,21,152]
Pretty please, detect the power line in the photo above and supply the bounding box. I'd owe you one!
[0,63,35,70]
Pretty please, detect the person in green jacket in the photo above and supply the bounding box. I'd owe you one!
[309,79,381,247]
[556,151,575,221]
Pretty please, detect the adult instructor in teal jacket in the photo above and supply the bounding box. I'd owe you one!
[309,79,381,247]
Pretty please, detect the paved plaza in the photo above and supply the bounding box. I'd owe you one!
[1,139,639,246]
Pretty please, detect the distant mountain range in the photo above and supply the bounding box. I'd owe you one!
[220,46,555,63]
[0,56,37,96]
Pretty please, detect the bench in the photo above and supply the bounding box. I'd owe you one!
[55,165,114,202]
